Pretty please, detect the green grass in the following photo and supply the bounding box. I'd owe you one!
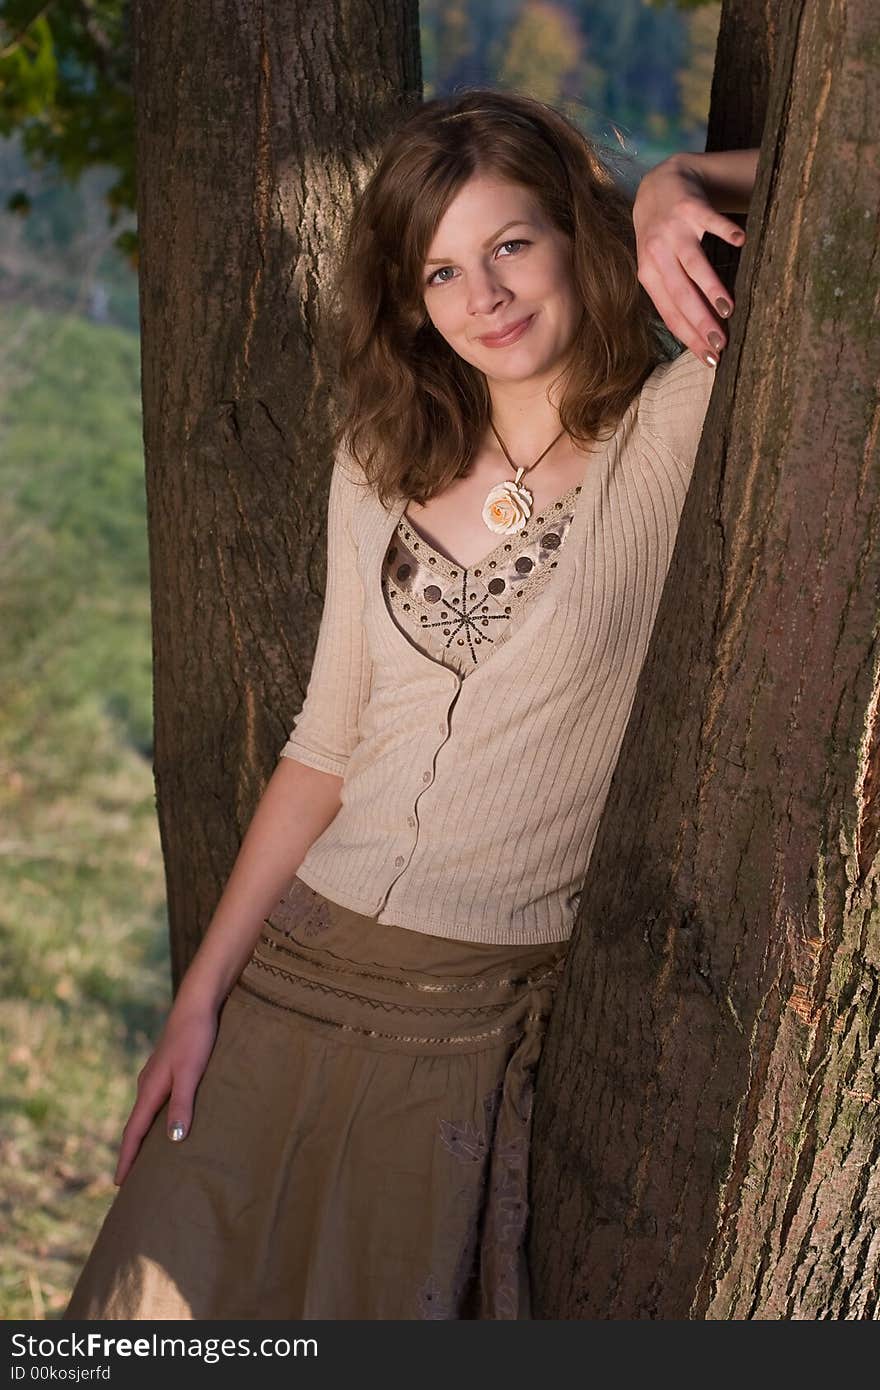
[0,303,169,1319]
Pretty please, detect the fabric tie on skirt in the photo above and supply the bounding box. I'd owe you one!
[64,878,568,1320]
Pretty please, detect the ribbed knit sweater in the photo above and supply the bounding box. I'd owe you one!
[279,347,716,943]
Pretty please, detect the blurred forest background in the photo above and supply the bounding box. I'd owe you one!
[0,0,718,1319]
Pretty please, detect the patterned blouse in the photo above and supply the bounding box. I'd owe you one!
[381,479,582,676]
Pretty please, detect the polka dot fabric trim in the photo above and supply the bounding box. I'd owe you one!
[382,483,581,675]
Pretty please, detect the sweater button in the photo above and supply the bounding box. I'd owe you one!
[407,815,416,827]
[422,771,431,782]
[394,855,405,867]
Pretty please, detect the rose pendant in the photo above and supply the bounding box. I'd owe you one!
[481,467,533,535]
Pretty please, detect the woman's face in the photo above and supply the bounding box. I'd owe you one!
[421,172,582,385]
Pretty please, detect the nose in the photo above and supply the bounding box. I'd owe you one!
[466,262,510,318]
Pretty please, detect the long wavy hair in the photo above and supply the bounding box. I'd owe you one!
[330,88,673,508]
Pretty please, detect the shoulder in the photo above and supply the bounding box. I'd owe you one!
[331,438,367,494]
[327,439,387,545]
[636,347,717,467]
[330,439,371,508]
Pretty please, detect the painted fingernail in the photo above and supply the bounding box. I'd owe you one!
[705,353,718,368]
[168,1121,187,1142]
[707,331,724,353]
[715,297,732,317]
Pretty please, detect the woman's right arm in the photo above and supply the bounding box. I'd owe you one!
[115,450,370,1185]
[175,757,344,1014]
[113,760,343,1185]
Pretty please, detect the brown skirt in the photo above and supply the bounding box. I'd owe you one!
[63,878,568,1320]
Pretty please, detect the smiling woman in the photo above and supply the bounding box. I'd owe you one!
[64,88,757,1322]
[409,172,590,557]
[335,92,680,514]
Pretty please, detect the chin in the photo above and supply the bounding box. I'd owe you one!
[483,351,557,382]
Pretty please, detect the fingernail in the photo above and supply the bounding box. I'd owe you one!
[707,331,724,353]
[705,353,718,368]
[715,298,732,317]
[168,1121,187,1142]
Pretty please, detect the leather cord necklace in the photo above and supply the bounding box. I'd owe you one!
[481,420,566,535]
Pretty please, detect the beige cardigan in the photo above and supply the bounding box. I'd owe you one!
[280,347,716,944]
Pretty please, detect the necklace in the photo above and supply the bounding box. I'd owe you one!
[481,421,566,534]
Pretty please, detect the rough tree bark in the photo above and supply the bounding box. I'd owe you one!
[708,0,778,150]
[530,0,880,1319]
[132,2,421,988]
[702,0,779,292]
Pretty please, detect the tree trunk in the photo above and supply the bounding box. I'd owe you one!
[530,0,880,1319]
[703,0,781,295]
[132,1,421,989]
[708,0,779,150]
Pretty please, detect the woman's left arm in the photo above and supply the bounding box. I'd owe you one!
[633,148,760,365]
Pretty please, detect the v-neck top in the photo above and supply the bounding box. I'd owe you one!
[382,481,582,676]
[279,347,717,944]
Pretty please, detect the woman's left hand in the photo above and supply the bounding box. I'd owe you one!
[632,155,747,366]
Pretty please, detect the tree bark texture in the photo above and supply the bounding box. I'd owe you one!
[702,0,782,298]
[530,0,880,1318]
[708,0,779,152]
[132,1,421,988]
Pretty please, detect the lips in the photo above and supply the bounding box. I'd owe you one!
[476,314,534,347]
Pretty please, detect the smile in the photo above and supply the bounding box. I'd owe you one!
[476,314,535,347]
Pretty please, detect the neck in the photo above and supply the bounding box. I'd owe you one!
[485,363,570,462]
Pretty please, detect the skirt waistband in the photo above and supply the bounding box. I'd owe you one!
[232,877,569,1056]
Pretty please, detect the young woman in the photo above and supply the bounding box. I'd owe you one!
[64,90,758,1321]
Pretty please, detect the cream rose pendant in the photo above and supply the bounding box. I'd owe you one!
[484,421,566,536]
[481,466,533,535]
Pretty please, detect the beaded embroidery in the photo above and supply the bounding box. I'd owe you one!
[382,482,581,676]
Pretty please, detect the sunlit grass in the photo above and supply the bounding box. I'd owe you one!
[0,303,169,1319]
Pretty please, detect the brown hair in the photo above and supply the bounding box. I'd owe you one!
[330,88,673,508]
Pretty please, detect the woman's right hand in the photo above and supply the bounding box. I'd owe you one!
[113,1000,221,1186]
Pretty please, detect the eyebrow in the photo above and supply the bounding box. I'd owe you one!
[425,220,534,265]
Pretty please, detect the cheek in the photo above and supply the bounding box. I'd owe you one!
[426,294,467,341]
[527,247,575,299]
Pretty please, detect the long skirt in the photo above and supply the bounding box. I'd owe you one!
[63,877,568,1320]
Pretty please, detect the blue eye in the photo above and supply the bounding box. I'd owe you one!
[425,239,530,288]
[427,266,455,287]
